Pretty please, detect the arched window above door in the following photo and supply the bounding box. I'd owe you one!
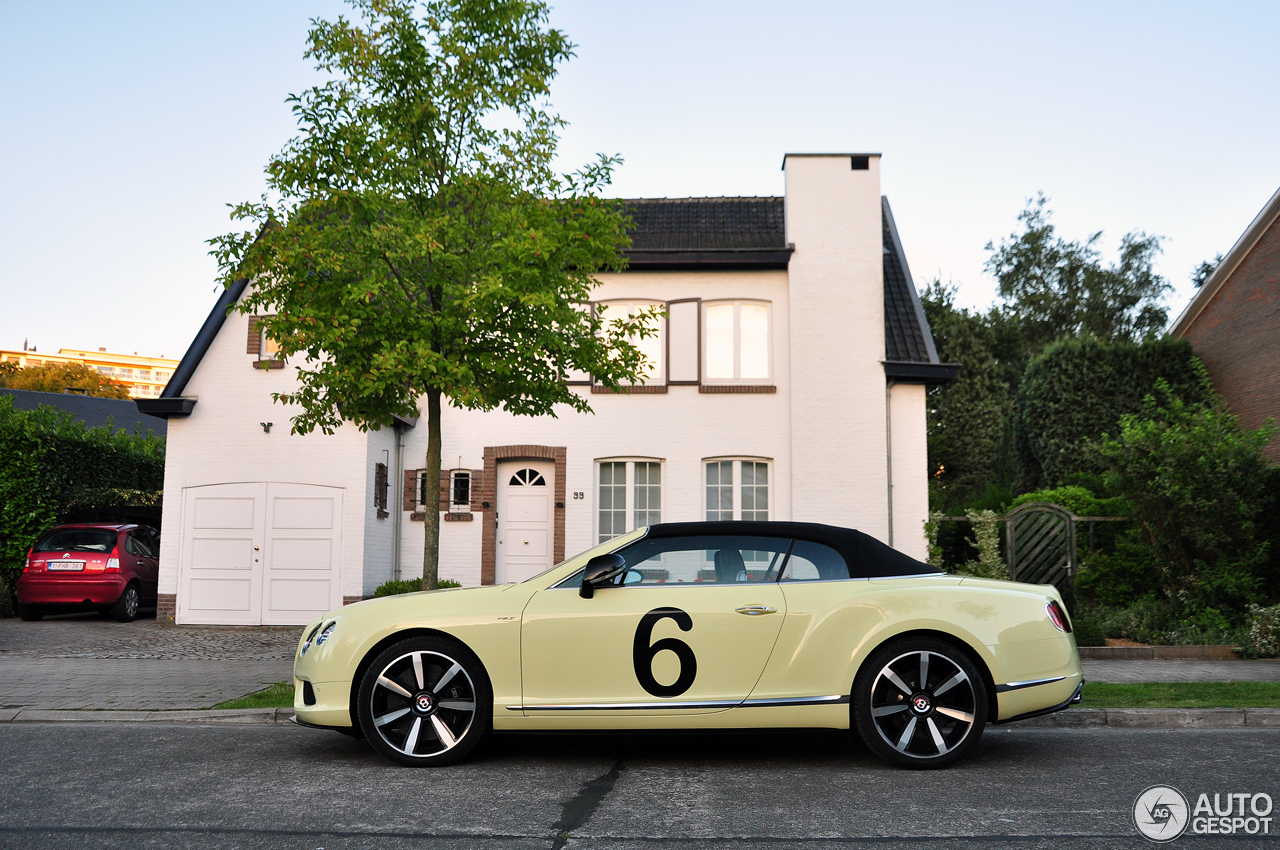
[509,468,547,486]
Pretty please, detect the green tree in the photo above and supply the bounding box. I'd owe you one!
[1191,253,1223,289]
[209,0,655,590]
[920,281,1018,510]
[0,362,131,399]
[985,194,1170,349]
[1097,380,1275,609]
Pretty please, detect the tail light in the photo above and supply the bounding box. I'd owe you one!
[106,547,120,573]
[23,547,32,572]
[1047,600,1072,633]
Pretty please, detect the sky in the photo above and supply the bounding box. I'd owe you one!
[2,1,1278,360]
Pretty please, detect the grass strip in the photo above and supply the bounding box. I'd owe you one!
[212,682,294,710]
[1080,681,1280,708]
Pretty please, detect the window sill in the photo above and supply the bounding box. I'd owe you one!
[376,509,389,520]
[592,385,668,394]
[444,512,473,522]
[253,360,285,370]
[699,384,776,394]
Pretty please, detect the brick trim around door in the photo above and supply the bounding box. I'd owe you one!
[481,445,566,586]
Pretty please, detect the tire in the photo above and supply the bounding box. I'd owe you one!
[112,583,141,623]
[853,637,987,769]
[15,602,43,622]
[357,636,491,767]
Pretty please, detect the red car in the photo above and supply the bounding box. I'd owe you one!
[15,524,159,622]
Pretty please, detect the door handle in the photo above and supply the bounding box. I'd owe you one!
[735,605,777,616]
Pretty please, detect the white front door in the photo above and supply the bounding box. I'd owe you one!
[178,482,343,625]
[496,461,554,584]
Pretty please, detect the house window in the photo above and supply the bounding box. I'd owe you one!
[597,300,665,385]
[704,459,770,521]
[374,462,389,515]
[597,459,662,542]
[155,371,170,382]
[261,326,282,359]
[704,301,770,383]
[450,470,472,512]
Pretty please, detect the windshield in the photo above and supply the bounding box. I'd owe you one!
[34,528,118,554]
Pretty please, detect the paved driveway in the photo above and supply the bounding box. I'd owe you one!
[0,612,297,710]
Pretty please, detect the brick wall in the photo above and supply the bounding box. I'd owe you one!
[481,445,566,585]
[1182,215,1280,462]
[157,593,176,623]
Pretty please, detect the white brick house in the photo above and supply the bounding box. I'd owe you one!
[139,153,954,625]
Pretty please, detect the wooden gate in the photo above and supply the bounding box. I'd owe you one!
[1005,502,1076,587]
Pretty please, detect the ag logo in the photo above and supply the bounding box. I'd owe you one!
[1134,785,1190,842]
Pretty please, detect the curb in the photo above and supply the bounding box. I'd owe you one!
[1078,645,1246,660]
[1,707,1278,728]
[0,708,292,725]
[1016,708,1280,728]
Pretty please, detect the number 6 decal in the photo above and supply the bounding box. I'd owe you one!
[633,607,697,697]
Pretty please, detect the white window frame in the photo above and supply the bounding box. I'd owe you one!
[448,470,472,513]
[702,457,772,521]
[595,300,666,386]
[701,300,772,384]
[594,457,664,543]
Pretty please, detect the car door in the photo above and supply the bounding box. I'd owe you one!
[519,533,790,715]
[126,528,160,601]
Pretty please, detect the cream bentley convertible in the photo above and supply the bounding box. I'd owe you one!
[292,521,1083,769]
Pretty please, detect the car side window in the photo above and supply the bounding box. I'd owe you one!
[576,535,793,586]
[127,532,155,558]
[123,535,139,557]
[780,540,851,581]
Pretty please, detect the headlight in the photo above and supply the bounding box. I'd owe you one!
[314,621,337,646]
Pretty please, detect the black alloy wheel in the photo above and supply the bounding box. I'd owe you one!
[853,637,987,769]
[357,636,491,767]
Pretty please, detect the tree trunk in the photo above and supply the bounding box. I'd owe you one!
[421,387,442,590]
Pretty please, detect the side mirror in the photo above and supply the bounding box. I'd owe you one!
[580,553,627,599]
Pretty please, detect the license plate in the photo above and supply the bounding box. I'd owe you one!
[47,561,85,571]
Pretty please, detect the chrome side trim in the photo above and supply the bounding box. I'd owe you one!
[741,694,849,708]
[507,694,848,712]
[995,675,1067,693]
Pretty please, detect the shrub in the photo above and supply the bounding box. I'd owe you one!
[1072,617,1106,647]
[0,397,163,594]
[1248,605,1280,658]
[1014,336,1210,490]
[373,577,462,597]
[1097,379,1275,611]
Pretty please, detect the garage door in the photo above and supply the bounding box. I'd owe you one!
[178,483,343,625]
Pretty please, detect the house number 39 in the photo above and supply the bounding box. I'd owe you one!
[572,491,584,499]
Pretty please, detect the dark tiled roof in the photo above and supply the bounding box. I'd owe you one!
[881,199,937,365]
[622,197,787,251]
[0,388,166,437]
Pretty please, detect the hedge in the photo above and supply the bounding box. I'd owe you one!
[1013,336,1210,490]
[0,396,164,596]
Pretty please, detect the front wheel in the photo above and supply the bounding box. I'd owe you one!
[853,637,987,769]
[357,636,491,767]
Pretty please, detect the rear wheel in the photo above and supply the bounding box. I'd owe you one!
[357,636,491,767]
[112,584,140,623]
[15,602,43,622]
[853,637,987,769]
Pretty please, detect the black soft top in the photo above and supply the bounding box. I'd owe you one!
[643,521,939,580]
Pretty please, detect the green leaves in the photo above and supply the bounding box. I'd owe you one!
[1097,380,1276,607]
[985,194,1170,348]
[0,396,164,593]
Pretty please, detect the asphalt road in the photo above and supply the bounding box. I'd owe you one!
[1,723,1277,849]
